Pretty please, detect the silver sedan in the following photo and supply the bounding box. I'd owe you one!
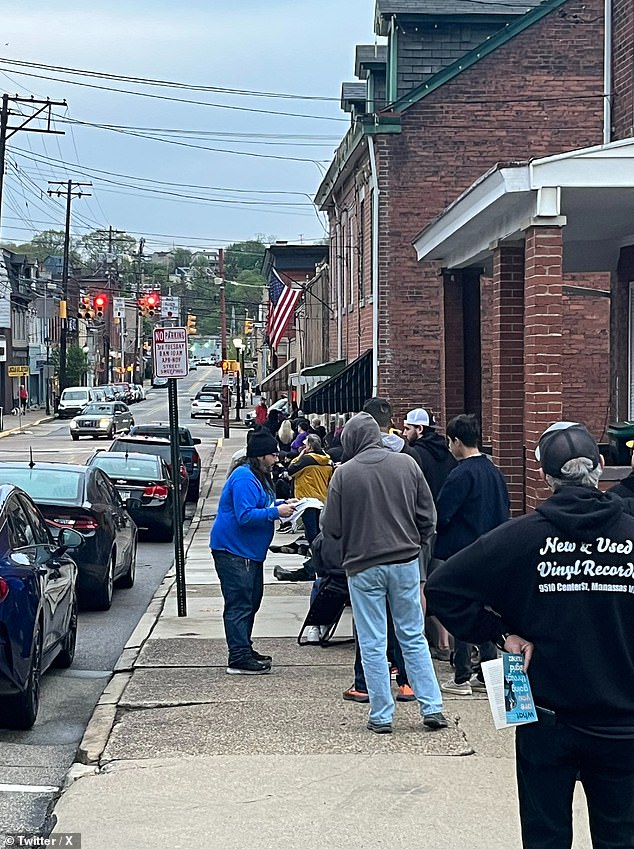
[69,402,134,440]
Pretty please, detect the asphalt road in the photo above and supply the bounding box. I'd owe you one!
[0,367,223,841]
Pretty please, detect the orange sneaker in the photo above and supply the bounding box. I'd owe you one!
[342,686,369,703]
[396,684,416,702]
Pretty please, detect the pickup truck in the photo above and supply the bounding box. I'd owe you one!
[129,423,202,501]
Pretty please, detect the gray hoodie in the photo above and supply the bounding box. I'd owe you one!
[321,413,436,576]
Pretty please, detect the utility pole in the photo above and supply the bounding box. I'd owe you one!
[0,94,66,413]
[47,180,91,392]
[219,248,230,439]
[134,238,145,385]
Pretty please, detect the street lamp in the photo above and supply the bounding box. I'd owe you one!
[233,337,244,421]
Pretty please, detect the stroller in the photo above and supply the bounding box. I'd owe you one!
[297,533,353,647]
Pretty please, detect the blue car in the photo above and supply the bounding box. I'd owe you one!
[0,485,82,730]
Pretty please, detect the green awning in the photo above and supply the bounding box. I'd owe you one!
[302,350,372,415]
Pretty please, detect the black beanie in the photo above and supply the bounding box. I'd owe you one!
[246,429,278,458]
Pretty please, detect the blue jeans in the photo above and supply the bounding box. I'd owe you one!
[348,560,443,725]
[212,550,264,664]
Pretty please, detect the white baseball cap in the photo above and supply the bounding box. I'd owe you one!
[404,408,436,427]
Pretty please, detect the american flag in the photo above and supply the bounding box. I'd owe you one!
[267,267,302,351]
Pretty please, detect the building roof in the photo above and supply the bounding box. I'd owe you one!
[341,82,367,112]
[375,0,543,32]
[355,44,387,79]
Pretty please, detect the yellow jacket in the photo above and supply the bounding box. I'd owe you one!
[288,452,333,502]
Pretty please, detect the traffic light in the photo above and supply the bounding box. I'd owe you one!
[222,359,230,373]
[186,313,197,335]
[244,318,253,335]
[94,293,107,319]
[146,292,160,317]
[79,295,94,320]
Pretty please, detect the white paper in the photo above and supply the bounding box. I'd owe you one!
[481,654,538,730]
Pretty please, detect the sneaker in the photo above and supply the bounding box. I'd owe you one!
[396,684,416,702]
[367,721,393,734]
[304,626,321,644]
[430,647,452,662]
[251,650,272,663]
[469,675,487,692]
[226,658,272,675]
[423,712,449,730]
[342,686,370,703]
[441,678,472,696]
[273,565,312,582]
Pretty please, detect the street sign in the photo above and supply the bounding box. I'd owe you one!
[113,297,126,319]
[161,296,180,319]
[152,327,188,378]
[8,365,29,377]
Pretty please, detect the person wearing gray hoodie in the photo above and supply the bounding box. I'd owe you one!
[320,412,447,733]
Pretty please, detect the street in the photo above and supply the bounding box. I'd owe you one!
[0,368,222,839]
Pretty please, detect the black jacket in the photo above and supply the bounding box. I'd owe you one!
[410,431,457,501]
[426,486,634,731]
[608,472,634,515]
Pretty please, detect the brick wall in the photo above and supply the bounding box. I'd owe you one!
[612,0,634,139]
[382,0,605,421]
[561,273,611,441]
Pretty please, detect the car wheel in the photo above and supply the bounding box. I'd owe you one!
[190,414,195,419]
[115,540,137,589]
[187,480,200,502]
[106,426,114,440]
[85,553,115,611]
[0,620,43,730]
[71,434,79,441]
[53,596,78,668]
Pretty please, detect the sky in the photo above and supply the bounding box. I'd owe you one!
[0,0,379,253]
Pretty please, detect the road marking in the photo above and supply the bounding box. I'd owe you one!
[0,783,59,794]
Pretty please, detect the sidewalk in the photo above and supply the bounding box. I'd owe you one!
[52,433,592,849]
[0,407,54,437]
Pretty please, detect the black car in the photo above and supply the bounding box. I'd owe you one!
[0,463,138,611]
[106,435,189,510]
[0,485,82,729]
[129,423,202,501]
[88,452,179,541]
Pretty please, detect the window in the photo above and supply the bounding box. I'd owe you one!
[18,495,51,546]
[359,198,366,303]
[7,496,36,548]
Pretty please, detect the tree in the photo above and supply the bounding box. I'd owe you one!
[50,344,89,385]
[224,238,269,281]
[1,229,80,263]
[79,229,137,273]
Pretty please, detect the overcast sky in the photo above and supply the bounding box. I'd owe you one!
[0,0,378,252]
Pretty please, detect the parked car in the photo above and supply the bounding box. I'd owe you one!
[130,423,202,501]
[190,392,223,421]
[0,484,83,729]
[245,397,288,429]
[132,384,146,402]
[88,452,179,541]
[152,377,168,388]
[198,357,212,366]
[0,463,138,611]
[106,435,189,510]
[57,386,99,419]
[188,359,198,371]
[69,402,134,441]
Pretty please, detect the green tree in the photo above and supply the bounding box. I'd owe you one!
[1,229,80,263]
[50,344,89,385]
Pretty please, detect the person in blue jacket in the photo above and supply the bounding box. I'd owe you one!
[210,429,296,674]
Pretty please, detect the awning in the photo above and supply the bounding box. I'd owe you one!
[260,357,296,390]
[289,359,346,388]
[302,350,372,415]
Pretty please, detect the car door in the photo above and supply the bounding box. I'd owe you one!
[18,494,75,648]
[95,470,134,578]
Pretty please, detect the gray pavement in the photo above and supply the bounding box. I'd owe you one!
[52,431,594,848]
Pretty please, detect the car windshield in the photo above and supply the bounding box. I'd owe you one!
[81,404,115,415]
[63,391,88,401]
[91,455,160,477]
[5,468,83,504]
[111,441,172,463]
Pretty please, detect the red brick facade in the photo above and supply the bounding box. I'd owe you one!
[612,0,634,140]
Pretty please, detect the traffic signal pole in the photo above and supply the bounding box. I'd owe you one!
[219,248,230,439]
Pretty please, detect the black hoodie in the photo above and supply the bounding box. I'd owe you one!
[425,486,634,732]
[410,431,457,501]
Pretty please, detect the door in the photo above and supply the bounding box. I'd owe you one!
[95,470,134,578]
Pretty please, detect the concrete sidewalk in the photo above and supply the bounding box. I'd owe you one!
[0,408,54,438]
[52,433,593,849]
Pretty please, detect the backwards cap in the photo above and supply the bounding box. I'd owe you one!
[535,421,600,477]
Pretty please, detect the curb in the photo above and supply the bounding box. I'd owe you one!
[0,415,56,437]
[75,440,220,766]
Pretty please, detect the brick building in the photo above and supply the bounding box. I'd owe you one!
[315,0,634,511]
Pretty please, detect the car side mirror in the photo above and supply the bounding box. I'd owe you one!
[56,527,84,552]
[193,437,201,445]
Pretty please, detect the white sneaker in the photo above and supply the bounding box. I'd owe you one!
[469,675,487,692]
[304,626,320,644]
[441,678,472,696]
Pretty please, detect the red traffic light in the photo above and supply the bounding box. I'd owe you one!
[146,292,159,308]
[94,294,107,309]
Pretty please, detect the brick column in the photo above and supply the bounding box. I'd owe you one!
[524,226,564,510]
[491,244,525,515]
[442,269,464,422]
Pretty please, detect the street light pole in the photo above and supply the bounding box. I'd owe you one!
[233,337,243,422]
